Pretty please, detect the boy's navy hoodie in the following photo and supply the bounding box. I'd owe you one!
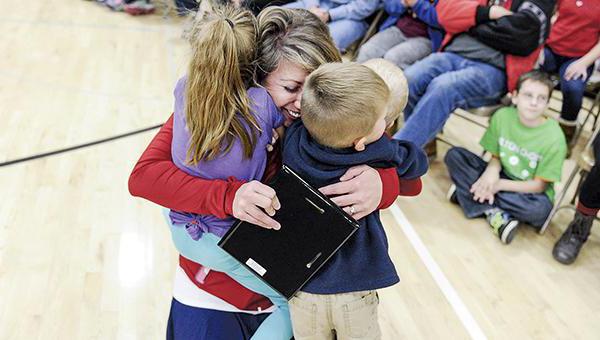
[282,120,428,293]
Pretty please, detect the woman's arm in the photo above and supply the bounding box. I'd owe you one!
[128,114,280,229]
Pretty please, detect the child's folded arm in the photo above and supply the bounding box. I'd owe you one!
[497,177,547,194]
[128,114,244,219]
[392,140,429,180]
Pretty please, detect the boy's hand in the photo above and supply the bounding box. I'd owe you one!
[470,172,499,204]
[489,5,512,20]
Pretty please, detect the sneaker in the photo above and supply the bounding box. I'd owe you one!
[446,184,458,204]
[552,211,594,265]
[124,0,155,15]
[486,208,519,244]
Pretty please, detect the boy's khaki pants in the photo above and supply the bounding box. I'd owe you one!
[289,290,381,340]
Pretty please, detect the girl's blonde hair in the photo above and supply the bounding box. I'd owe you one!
[255,7,342,84]
[185,5,259,164]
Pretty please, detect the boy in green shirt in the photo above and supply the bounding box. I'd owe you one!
[444,70,567,244]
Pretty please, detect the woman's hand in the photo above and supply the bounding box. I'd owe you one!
[319,165,383,220]
[232,181,281,230]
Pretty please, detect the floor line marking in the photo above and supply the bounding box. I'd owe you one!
[389,204,487,340]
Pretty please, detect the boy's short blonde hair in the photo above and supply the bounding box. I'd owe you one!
[362,58,408,126]
[301,62,390,148]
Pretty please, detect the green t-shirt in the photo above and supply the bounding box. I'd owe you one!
[479,107,567,201]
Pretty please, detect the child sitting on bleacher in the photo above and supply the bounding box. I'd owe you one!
[444,70,567,244]
[283,0,379,51]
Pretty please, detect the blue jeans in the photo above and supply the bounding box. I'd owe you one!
[284,1,368,51]
[444,147,553,228]
[164,210,292,340]
[167,298,269,340]
[540,47,594,122]
[393,53,507,147]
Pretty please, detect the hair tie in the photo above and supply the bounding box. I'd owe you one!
[225,18,234,28]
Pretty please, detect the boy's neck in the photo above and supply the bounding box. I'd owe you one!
[518,114,545,128]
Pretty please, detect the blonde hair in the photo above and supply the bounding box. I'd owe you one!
[255,7,342,84]
[301,62,390,148]
[185,5,259,164]
[363,58,408,126]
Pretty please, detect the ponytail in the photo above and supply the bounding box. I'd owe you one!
[185,5,259,164]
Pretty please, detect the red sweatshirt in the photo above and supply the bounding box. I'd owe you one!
[129,114,421,310]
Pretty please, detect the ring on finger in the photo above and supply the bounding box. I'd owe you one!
[349,205,356,215]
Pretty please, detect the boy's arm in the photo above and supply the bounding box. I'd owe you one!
[392,139,429,180]
[328,0,380,22]
[496,177,547,194]
[469,0,555,56]
[384,0,407,17]
[410,0,442,29]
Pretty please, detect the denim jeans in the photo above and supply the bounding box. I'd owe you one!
[355,26,431,69]
[284,1,368,51]
[393,52,507,147]
[444,147,553,227]
[540,47,594,122]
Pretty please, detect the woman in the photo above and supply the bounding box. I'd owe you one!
[129,7,410,339]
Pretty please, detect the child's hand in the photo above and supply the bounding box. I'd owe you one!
[489,5,512,20]
[470,172,499,204]
[564,59,590,81]
[233,181,281,230]
[266,128,281,152]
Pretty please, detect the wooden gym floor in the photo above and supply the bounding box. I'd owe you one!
[1,1,599,339]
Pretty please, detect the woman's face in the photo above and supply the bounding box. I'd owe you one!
[263,59,309,124]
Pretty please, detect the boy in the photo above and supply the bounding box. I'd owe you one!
[363,58,409,135]
[282,62,428,339]
[444,70,567,244]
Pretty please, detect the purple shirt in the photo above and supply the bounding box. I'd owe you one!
[170,77,284,238]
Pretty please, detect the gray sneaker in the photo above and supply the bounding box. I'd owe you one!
[486,209,519,244]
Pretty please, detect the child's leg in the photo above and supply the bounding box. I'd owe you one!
[494,191,553,228]
[331,290,381,340]
[444,147,496,218]
[289,292,335,340]
[383,37,432,70]
[164,210,292,340]
[355,26,408,63]
[328,19,368,51]
[557,58,594,122]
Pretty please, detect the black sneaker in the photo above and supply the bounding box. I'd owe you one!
[486,209,519,244]
[552,211,594,265]
[446,184,458,204]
